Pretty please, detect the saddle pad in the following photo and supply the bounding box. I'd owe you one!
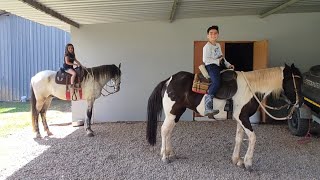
[192,73,210,94]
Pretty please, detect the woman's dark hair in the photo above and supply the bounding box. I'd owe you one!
[207,25,219,34]
[64,43,75,56]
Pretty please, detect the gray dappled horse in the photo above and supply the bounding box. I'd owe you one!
[30,64,121,138]
[147,64,302,171]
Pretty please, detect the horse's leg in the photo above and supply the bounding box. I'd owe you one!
[161,95,186,163]
[233,98,259,171]
[167,106,185,160]
[242,127,256,171]
[161,114,176,163]
[31,110,40,138]
[232,122,245,167]
[40,96,53,136]
[85,99,95,137]
[33,100,46,138]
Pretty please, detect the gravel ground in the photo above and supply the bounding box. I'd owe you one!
[0,120,319,180]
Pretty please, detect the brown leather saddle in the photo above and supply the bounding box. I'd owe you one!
[192,69,238,100]
[55,67,85,85]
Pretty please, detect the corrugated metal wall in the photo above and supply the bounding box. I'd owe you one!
[0,14,70,101]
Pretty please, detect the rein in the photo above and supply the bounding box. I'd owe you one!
[81,65,120,97]
[241,71,300,120]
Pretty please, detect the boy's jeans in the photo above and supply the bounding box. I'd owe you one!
[205,64,220,95]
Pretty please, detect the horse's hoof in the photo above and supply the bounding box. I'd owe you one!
[162,158,171,164]
[46,131,53,136]
[236,159,244,168]
[232,157,239,165]
[238,163,245,169]
[34,132,41,139]
[86,131,94,137]
[85,128,94,137]
[169,154,177,160]
[245,165,253,172]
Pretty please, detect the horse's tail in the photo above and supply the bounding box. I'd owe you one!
[30,83,37,132]
[146,78,168,146]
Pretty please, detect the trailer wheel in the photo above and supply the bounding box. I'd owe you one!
[288,110,310,136]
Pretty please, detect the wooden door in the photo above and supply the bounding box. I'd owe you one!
[253,40,268,70]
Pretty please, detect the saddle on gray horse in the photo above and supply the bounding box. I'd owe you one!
[192,69,238,100]
[55,67,85,85]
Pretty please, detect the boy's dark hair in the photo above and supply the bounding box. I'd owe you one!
[207,25,219,34]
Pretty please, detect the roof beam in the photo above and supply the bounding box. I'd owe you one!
[260,0,301,18]
[19,0,80,28]
[169,0,179,23]
[0,10,9,16]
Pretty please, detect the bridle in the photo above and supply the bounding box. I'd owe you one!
[101,75,121,97]
[241,71,301,120]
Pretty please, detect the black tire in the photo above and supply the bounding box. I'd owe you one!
[288,110,310,136]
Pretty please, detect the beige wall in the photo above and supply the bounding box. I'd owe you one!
[71,12,320,122]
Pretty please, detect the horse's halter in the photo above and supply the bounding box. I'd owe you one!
[271,73,301,119]
[241,72,301,120]
[101,75,121,96]
[280,74,301,107]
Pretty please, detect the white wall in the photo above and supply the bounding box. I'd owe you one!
[71,12,320,122]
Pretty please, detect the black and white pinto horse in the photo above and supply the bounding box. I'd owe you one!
[30,64,121,138]
[147,64,302,170]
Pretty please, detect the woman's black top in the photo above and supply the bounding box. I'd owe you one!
[63,53,75,69]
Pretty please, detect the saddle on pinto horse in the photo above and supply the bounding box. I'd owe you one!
[193,67,238,119]
[192,68,238,100]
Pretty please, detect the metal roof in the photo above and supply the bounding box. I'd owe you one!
[1,0,320,32]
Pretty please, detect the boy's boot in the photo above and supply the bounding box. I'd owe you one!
[204,94,219,116]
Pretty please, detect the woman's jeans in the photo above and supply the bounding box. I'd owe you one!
[205,64,220,96]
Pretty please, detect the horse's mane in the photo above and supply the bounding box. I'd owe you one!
[241,67,284,99]
[83,64,121,82]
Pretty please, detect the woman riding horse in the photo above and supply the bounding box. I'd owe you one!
[31,63,121,138]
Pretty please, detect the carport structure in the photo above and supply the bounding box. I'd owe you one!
[1,1,320,179]
[0,0,319,31]
[1,0,320,122]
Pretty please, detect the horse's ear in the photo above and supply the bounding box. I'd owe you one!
[291,63,295,68]
[118,63,121,69]
[285,63,290,68]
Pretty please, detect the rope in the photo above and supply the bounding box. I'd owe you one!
[240,71,300,120]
